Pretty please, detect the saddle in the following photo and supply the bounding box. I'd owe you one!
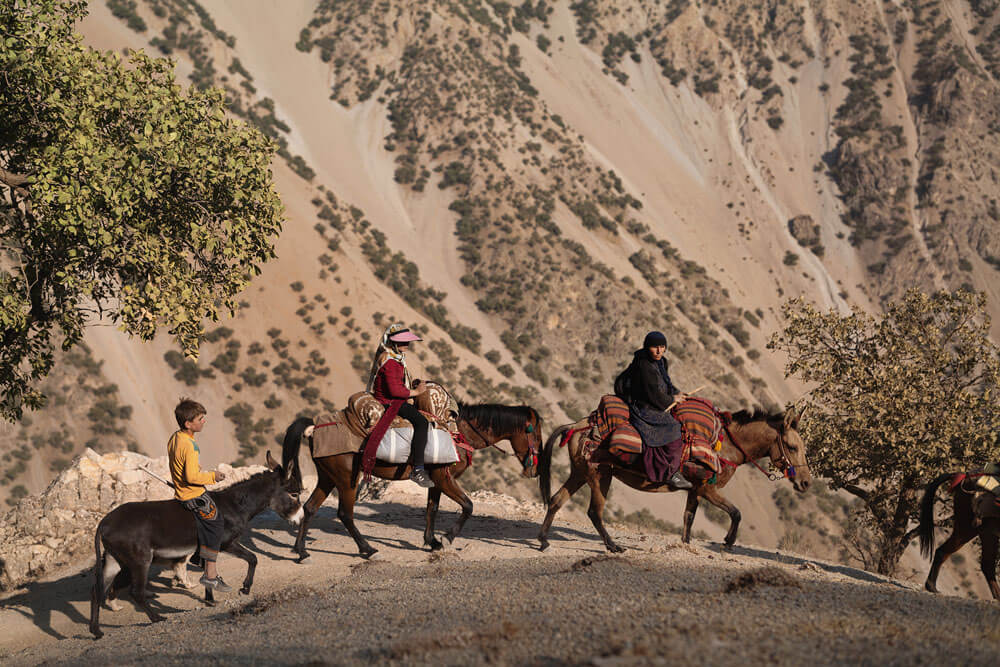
[343,391,410,439]
[342,385,460,439]
[584,395,721,474]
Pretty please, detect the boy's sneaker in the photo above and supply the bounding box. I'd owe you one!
[409,466,434,488]
[199,575,233,593]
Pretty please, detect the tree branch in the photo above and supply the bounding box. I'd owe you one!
[0,168,30,188]
[844,484,870,500]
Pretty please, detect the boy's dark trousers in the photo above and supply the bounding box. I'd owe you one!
[181,491,225,563]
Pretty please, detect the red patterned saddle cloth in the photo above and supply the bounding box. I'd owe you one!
[671,397,721,473]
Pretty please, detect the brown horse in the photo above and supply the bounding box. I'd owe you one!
[919,473,1000,600]
[280,400,543,560]
[537,408,811,552]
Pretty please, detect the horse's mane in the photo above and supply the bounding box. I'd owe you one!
[729,409,784,426]
[457,403,539,434]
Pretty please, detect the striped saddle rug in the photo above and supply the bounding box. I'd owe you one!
[585,395,722,473]
[671,397,722,473]
[590,395,643,460]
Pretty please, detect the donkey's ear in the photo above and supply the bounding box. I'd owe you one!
[266,450,279,470]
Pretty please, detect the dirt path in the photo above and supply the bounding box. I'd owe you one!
[2,485,998,665]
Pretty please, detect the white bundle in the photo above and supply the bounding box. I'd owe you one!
[375,427,459,464]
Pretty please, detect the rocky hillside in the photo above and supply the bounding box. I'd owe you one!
[2,0,999,582]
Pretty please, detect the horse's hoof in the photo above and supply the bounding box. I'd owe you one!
[151,615,166,623]
[91,628,104,640]
[360,548,379,560]
[240,587,251,595]
[296,552,310,564]
[607,543,626,553]
[925,581,938,594]
[428,538,443,551]
[538,540,549,552]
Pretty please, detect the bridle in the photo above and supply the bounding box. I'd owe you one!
[722,418,807,482]
[461,415,539,471]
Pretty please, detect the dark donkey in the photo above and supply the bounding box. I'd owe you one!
[281,395,543,561]
[89,452,301,638]
[919,472,1000,600]
[537,408,810,552]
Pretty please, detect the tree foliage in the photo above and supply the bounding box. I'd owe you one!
[0,0,283,419]
[769,289,1000,574]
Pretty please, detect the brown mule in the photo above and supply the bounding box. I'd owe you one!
[919,473,1000,600]
[537,408,811,552]
[281,401,544,560]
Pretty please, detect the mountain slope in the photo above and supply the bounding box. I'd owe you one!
[2,0,998,589]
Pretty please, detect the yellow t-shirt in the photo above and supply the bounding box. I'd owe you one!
[167,430,217,501]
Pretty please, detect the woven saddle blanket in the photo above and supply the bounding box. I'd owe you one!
[586,395,721,473]
[671,397,721,473]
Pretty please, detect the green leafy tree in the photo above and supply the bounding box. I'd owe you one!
[769,289,1000,575]
[0,0,283,419]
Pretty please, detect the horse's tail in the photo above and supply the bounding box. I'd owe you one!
[282,416,314,491]
[531,407,547,501]
[540,424,570,506]
[919,473,956,559]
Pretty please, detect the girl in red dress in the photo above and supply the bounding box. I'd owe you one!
[366,323,432,487]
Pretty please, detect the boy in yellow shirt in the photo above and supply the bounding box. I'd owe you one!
[167,398,231,592]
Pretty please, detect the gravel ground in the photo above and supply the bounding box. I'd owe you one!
[3,486,999,666]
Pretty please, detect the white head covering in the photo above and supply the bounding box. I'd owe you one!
[366,323,414,392]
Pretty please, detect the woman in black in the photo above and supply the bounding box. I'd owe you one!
[614,331,693,489]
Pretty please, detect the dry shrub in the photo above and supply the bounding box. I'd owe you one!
[725,566,801,593]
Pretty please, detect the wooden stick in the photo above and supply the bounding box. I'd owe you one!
[139,466,175,489]
[665,384,707,412]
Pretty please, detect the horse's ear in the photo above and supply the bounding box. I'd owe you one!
[784,408,800,431]
[266,450,279,470]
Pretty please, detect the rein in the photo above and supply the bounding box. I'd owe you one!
[461,415,538,469]
[720,419,800,482]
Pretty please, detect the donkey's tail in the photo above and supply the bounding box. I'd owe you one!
[89,520,105,637]
[282,416,315,490]
[919,473,956,559]
[93,522,104,599]
[540,424,571,506]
